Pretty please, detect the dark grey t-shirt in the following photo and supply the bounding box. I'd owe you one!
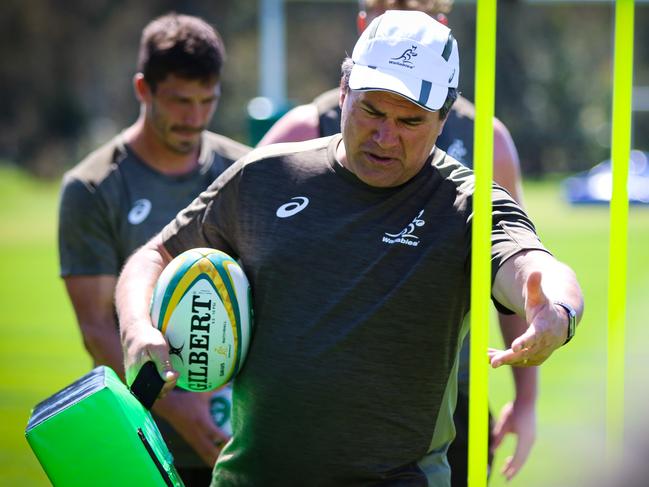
[162,135,547,485]
[314,90,496,393]
[57,131,250,467]
[59,131,250,276]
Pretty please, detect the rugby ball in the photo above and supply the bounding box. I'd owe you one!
[150,248,253,392]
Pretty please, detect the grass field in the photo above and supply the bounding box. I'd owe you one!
[0,165,647,486]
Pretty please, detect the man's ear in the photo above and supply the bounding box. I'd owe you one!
[338,83,347,110]
[133,73,152,103]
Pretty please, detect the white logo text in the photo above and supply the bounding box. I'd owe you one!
[276,197,310,218]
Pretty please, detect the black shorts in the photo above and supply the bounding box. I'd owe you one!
[447,390,495,487]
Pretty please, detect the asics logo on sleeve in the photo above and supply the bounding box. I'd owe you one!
[128,198,152,225]
[276,197,310,218]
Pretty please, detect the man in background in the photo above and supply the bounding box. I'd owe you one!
[58,12,250,485]
[258,0,535,483]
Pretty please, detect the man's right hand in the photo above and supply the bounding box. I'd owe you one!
[117,235,179,396]
[153,390,229,467]
[122,318,178,398]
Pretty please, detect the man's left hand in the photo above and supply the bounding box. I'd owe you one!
[489,271,568,367]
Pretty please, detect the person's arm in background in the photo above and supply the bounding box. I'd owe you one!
[490,117,538,480]
[492,117,524,205]
[65,275,124,374]
[256,103,320,146]
[58,176,130,379]
[59,177,225,467]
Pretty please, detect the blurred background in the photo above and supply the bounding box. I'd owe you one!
[1,0,647,176]
[0,1,648,486]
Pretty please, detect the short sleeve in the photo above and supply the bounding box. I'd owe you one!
[161,161,241,259]
[489,185,551,312]
[58,176,120,276]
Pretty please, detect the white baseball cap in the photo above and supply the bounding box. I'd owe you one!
[349,9,460,112]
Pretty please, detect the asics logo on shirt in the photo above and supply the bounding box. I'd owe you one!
[128,199,152,225]
[383,209,426,247]
[276,197,309,218]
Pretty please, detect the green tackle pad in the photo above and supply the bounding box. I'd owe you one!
[25,366,183,486]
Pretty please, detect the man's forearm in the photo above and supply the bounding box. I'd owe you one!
[116,236,169,341]
[81,323,126,379]
[494,250,584,325]
[116,234,174,385]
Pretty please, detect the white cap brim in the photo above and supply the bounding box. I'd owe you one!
[349,63,450,112]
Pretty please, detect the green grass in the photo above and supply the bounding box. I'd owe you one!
[0,166,647,486]
[488,180,649,486]
[0,167,91,485]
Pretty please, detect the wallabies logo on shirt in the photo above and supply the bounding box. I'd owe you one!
[383,209,426,247]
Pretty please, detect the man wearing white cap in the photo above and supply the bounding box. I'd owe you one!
[117,11,583,486]
[258,3,536,483]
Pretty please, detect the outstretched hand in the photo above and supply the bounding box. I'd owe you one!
[489,271,568,368]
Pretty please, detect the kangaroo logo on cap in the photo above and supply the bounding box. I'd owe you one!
[390,45,418,69]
